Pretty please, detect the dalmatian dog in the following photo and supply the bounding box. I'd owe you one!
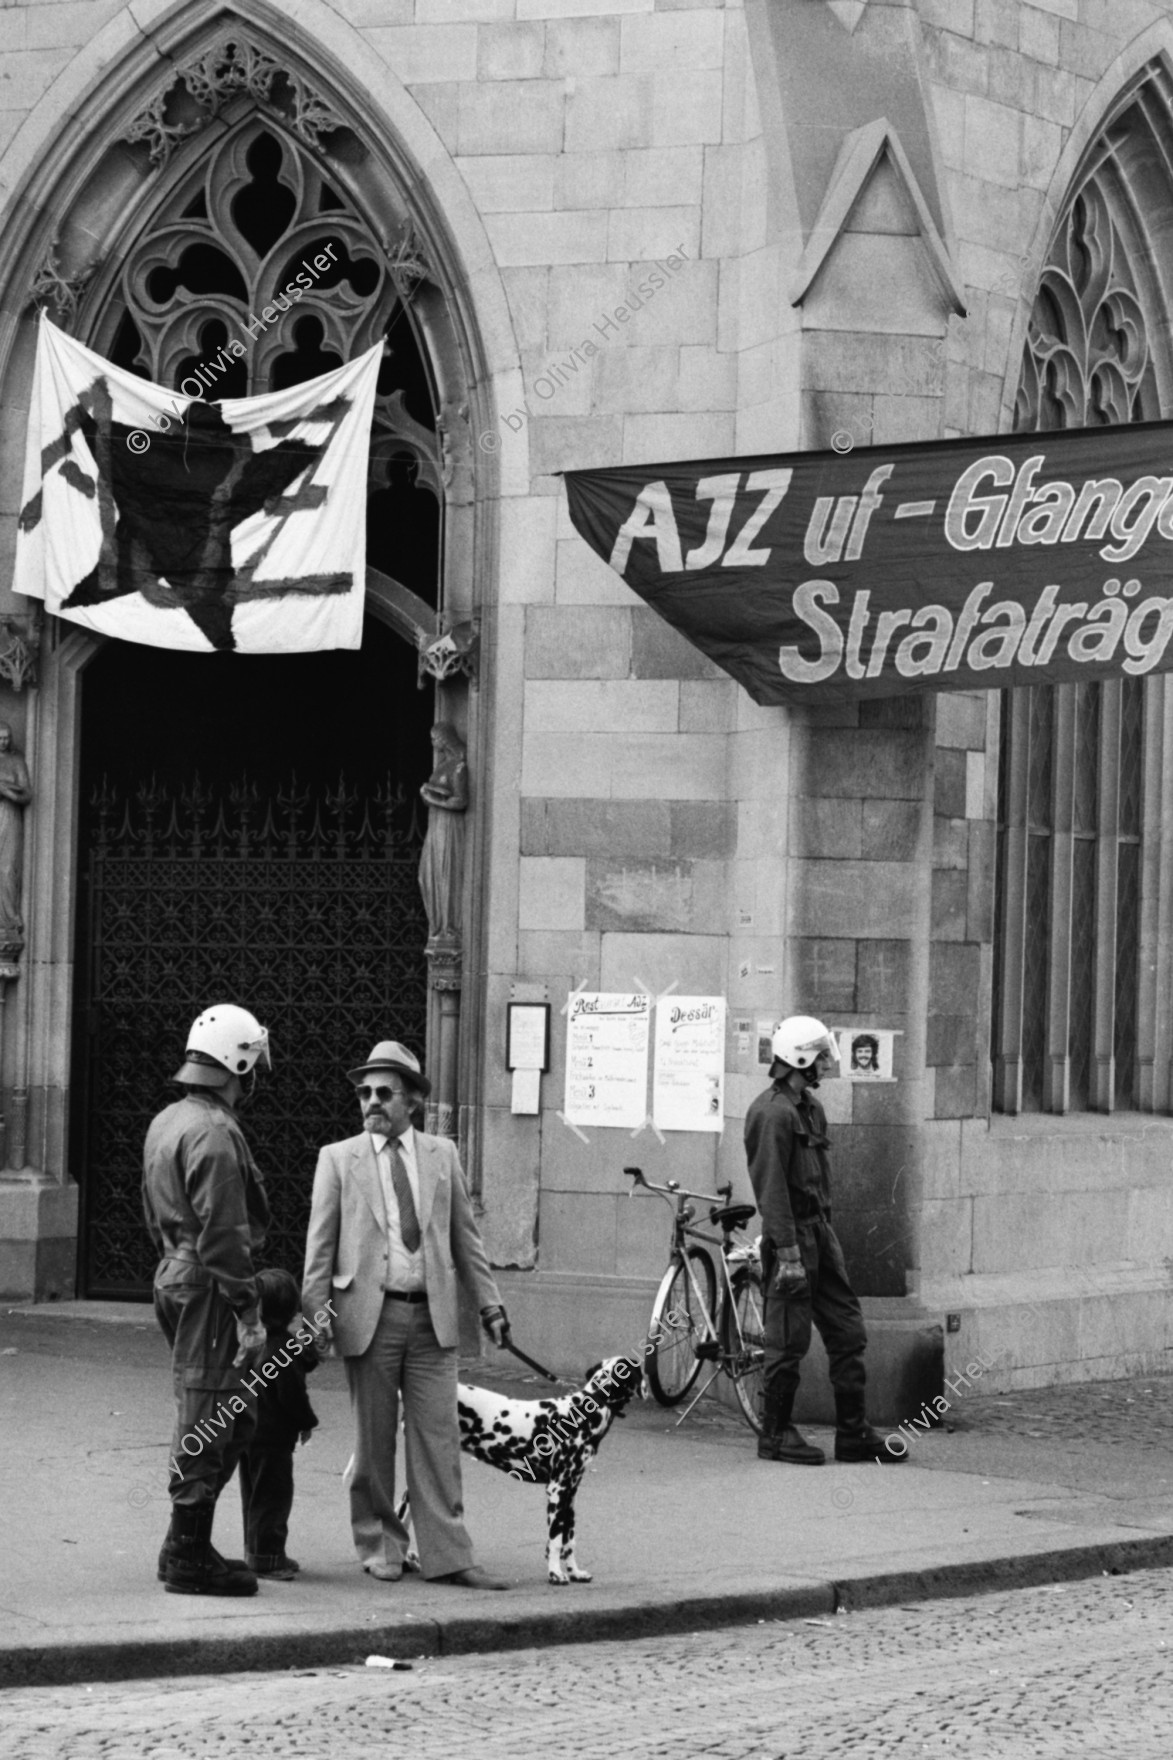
[396,1354,644,1585]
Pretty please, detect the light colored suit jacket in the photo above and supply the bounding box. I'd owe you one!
[302,1128,502,1355]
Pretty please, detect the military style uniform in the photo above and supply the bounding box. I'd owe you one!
[744,1078,868,1430]
[143,1089,270,1508]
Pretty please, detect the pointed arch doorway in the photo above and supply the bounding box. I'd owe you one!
[74,630,432,1297]
[62,89,454,1296]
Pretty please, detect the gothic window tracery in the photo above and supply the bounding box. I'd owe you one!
[1015,180,1154,431]
[995,102,1165,1115]
[87,115,442,605]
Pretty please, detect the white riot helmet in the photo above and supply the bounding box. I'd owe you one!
[771,1016,840,1080]
[174,1004,272,1088]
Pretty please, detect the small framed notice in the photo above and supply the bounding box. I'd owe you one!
[507,1001,551,1072]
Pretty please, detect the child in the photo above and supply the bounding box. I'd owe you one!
[238,1267,320,1580]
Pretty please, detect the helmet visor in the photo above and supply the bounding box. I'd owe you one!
[801,1029,840,1074]
[245,1026,272,1072]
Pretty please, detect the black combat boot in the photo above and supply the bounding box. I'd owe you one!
[757,1388,825,1465]
[158,1518,252,1582]
[162,1505,259,1596]
[833,1389,907,1463]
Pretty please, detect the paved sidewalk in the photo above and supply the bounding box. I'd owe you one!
[3,1302,1173,1688]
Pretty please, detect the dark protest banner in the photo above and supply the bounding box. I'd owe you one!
[563,422,1173,705]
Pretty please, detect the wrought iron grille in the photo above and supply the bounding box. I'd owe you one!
[77,773,428,1296]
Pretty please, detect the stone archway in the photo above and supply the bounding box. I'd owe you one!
[0,12,503,1296]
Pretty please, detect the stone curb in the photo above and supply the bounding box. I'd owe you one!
[5,1531,1172,1691]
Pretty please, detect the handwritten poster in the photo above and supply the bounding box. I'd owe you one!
[564,992,651,1127]
[653,996,726,1132]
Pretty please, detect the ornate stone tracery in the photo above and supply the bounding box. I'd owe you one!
[1015,178,1152,430]
[30,245,95,326]
[90,114,445,515]
[121,32,348,169]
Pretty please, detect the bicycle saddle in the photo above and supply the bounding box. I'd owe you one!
[709,1202,756,1232]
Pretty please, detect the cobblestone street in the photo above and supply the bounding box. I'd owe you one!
[5,1567,1172,1760]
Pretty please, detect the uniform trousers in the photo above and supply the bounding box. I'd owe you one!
[343,1294,473,1579]
[154,1256,256,1509]
[761,1215,868,1405]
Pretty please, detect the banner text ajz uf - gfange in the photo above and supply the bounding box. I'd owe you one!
[564,422,1173,705]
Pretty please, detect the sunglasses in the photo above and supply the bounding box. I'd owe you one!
[357,1084,408,1102]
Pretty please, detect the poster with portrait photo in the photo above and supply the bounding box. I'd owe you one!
[836,1028,896,1081]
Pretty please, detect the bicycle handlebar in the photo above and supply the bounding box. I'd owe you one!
[623,1166,733,1207]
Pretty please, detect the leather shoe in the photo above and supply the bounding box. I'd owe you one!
[363,1560,403,1581]
[430,1566,509,1591]
[250,1555,300,1580]
[757,1423,826,1465]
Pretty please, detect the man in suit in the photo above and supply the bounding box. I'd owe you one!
[302,1040,510,1589]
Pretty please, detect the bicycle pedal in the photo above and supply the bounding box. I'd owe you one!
[694,1341,721,1361]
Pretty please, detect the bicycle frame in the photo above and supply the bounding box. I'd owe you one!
[626,1167,763,1428]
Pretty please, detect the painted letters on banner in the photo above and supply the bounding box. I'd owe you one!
[15,314,382,654]
[564,423,1173,704]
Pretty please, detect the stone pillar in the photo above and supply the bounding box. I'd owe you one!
[0,675,77,1299]
[417,713,470,1141]
[425,936,462,1140]
[787,694,934,1297]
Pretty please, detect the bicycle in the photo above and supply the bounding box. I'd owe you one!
[623,1165,766,1435]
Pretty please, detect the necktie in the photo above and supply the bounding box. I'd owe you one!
[388,1139,421,1253]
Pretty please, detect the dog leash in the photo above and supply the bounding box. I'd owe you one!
[500,1329,561,1383]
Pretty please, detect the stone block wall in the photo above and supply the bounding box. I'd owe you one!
[783,696,932,1295]
[2,0,1173,1369]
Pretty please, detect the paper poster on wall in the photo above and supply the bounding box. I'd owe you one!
[652,996,726,1132]
[756,1018,781,1068]
[835,1027,898,1081]
[564,992,651,1127]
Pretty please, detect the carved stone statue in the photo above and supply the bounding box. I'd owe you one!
[0,721,31,955]
[418,722,467,947]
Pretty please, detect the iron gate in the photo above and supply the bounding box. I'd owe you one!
[75,772,428,1297]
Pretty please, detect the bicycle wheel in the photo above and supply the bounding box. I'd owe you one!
[722,1265,766,1435]
[645,1247,717,1405]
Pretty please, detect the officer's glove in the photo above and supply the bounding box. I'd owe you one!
[481,1304,509,1347]
[233,1309,267,1367]
[770,1245,808,1296]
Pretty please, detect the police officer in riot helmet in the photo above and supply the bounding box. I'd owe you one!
[744,1016,904,1466]
[142,1004,273,1594]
